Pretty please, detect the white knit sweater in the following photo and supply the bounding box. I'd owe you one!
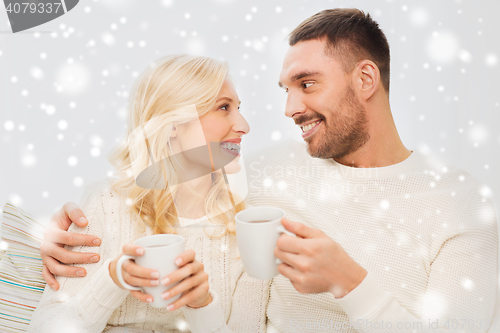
[244,139,498,333]
[27,179,269,333]
[26,139,499,333]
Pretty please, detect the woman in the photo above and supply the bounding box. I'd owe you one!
[27,55,268,332]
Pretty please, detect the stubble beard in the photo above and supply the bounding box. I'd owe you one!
[306,85,370,160]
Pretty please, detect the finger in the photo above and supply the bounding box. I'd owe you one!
[42,264,59,290]
[122,269,160,287]
[166,282,209,311]
[162,260,202,286]
[277,261,299,281]
[274,247,301,267]
[276,232,303,254]
[130,290,155,304]
[174,249,196,267]
[44,227,101,247]
[122,243,145,256]
[122,258,160,279]
[44,243,100,265]
[162,270,206,300]
[44,255,87,278]
[62,202,89,227]
[281,218,319,239]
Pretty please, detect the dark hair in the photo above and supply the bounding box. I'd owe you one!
[289,8,391,94]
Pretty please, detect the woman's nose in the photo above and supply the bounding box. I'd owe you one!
[232,112,250,135]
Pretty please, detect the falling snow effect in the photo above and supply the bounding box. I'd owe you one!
[55,62,91,95]
[409,7,429,26]
[426,31,460,64]
[1,4,499,322]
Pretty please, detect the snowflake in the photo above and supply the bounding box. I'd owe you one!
[58,120,68,130]
[380,199,390,210]
[458,50,472,63]
[9,194,23,207]
[73,177,84,187]
[90,147,101,157]
[461,278,475,290]
[101,32,116,46]
[485,53,498,66]
[271,131,281,141]
[4,121,14,131]
[68,156,78,166]
[22,153,36,167]
[263,178,273,187]
[410,7,428,26]
[426,31,459,64]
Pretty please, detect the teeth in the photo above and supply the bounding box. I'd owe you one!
[301,120,321,133]
[220,142,241,153]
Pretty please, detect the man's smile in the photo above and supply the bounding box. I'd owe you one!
[300,119,322,138]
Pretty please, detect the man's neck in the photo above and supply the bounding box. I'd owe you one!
[333,109,411,168]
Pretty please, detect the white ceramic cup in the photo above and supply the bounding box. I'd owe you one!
[116,234,184,308]
[235,207,295,280]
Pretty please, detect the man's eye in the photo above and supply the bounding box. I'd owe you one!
[303,82,313,89]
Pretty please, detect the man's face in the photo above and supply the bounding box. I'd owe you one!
[278,39,369,160]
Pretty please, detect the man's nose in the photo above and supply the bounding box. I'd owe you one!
[284,91,306,119]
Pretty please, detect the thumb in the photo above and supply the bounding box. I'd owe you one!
[62,202,88,227]
[281,217,318,239]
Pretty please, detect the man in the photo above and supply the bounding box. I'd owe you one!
[41,9,498,332]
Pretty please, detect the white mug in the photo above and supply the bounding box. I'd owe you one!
[235,207,295,280]
[116,234,184,308]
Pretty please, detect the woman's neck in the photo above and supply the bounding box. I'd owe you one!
[173,173,212,219]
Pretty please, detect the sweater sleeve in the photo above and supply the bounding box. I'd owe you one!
[335,187,499,333]
[27,184,129,333]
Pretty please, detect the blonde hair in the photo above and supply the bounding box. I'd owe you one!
[108,54,245,237]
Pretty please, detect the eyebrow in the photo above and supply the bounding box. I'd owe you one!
[278,70,321,88]
[216,97,241,105]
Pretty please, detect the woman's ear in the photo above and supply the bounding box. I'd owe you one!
[170,124,178,138]
[355,60,380,101]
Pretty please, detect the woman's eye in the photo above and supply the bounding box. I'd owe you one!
[220,104,229,111]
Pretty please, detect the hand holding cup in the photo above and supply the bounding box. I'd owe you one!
[235,207,296,280]
[110,234,211,310]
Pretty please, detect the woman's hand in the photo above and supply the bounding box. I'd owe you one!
[109,243,160,303]
[161,249,211,311]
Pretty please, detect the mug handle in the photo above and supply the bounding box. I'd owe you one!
[116,255,143,291]
[275,226,296,264]
[276,225,295,237]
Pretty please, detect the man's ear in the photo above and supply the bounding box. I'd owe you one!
[354,60,380,101]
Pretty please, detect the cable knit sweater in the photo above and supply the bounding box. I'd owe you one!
[244,139,498,333]
[27,179,269,333]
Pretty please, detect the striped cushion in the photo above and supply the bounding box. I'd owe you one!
[0,203,46,333]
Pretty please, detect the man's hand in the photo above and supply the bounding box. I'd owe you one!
[274,218,367,299]
[41,202,101,291]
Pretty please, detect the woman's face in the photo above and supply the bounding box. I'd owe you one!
[174,78,250,175]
